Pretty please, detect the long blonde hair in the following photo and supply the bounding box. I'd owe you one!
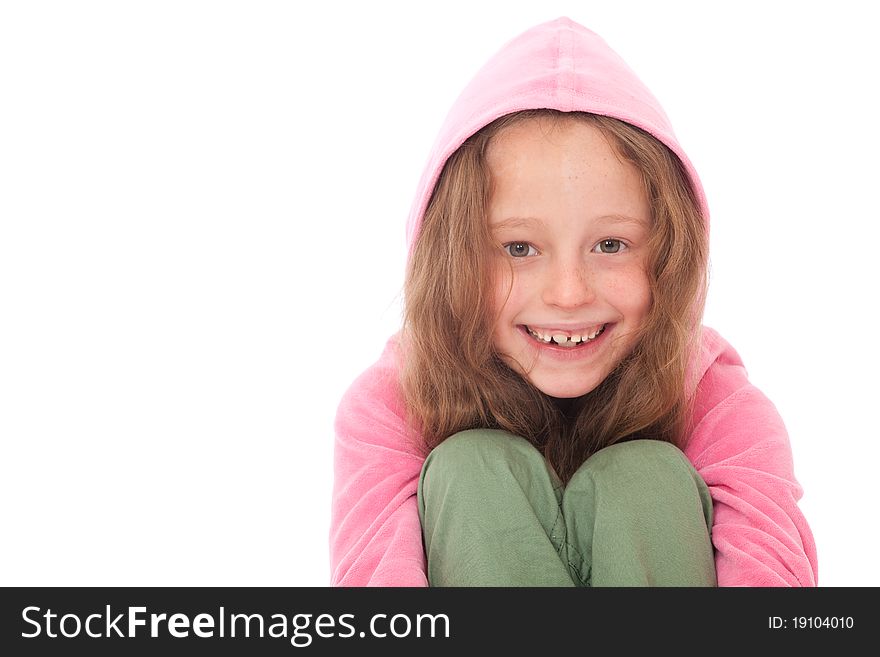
[401,110,709,483]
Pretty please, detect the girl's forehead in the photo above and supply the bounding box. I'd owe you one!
[490,114,584,144]
[486,117,620,168]
[486,119,630,181]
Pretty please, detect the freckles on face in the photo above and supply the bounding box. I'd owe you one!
[486,116,653,399]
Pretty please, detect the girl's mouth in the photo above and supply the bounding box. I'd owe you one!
[519,323,608,349]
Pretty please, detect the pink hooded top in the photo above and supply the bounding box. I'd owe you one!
[330,17,818,586]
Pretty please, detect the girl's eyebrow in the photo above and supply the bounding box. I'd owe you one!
[490,214,647,230]
[597,214,649,227]
[490,216,546,231]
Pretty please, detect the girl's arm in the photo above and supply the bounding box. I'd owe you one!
[330,336,429,586]
[686,328,818,586]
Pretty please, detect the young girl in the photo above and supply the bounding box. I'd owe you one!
[331,17,818,586]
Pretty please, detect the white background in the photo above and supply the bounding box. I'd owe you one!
[2,1,877,587]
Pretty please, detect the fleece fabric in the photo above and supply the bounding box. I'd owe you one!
[330,17,818,587]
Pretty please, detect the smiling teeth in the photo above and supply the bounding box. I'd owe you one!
[526,325,606,347]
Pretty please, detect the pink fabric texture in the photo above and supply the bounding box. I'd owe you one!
[330,17,817,587]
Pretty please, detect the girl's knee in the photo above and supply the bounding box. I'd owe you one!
[569,439,712,526]
[582,439,694,480]
[419,428,547,495]
[423,429,533,472]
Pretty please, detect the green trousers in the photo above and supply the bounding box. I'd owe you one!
[417,429,716,586]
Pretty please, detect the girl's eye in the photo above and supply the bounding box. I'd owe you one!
[593,239,626,254]
[503,242,537,258]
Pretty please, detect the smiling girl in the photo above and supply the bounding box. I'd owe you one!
[331,18,817,586]
[487,113,654,403]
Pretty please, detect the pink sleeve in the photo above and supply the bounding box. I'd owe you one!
[685,330,818,586]
[329,337,429,586]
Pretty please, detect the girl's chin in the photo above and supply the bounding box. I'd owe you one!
[531,379,599,399]
[539,389,594,399]
[496,351,604,397]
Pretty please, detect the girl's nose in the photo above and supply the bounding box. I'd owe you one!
[541,258,595,309]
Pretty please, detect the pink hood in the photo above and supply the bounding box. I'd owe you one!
[405,16,709,259]
[331,17,817,587]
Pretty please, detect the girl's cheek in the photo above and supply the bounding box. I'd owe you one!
[602,262,650,294]
[491,268,514,312]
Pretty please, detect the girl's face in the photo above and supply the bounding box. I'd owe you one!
[487,118,652,399]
